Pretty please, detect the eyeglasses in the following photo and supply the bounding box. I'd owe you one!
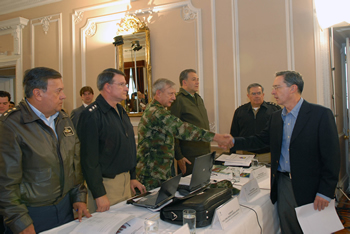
[250,92,262,96]
[112,82,128,87]
[272,85,286,91]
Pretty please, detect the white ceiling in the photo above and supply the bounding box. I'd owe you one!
[0,0,61,16]
[334,26,350,45]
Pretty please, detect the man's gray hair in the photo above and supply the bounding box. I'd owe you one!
[152,78,175,96]
[247,83,264,94]
[275,70,304,94]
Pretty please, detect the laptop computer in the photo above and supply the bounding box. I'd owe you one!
[132,173,182,209]
[177,152,215,195]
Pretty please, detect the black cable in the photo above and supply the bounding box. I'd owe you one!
[240,204,263,234]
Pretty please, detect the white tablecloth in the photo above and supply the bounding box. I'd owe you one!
[42,168,280,234]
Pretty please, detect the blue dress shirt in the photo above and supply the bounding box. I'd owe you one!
[26,99,59,138]
[278,98,303,172]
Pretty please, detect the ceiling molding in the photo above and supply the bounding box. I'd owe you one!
[0,0,62,16]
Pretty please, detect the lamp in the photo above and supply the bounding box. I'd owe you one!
[113,35,124,46]
[131,40,142,51]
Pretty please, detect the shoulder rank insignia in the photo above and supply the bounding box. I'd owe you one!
[89,104,97,112]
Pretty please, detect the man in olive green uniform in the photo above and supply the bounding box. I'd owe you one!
[170,69,210,176]
[136,78,233,191]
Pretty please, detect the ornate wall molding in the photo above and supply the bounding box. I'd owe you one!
[85,22,96,37]
[181,5,197,21]
[30,14,63,74]
[71,0,131,108]
[74,11,84,24]
[0,17,29,55]
[31,14,59,35]
[0,17,29,103]
[71,0,203,110]
[40,16,52,34]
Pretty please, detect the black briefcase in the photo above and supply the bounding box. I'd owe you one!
[160,188,233,227]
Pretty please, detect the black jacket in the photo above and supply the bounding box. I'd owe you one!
[230,101,280,154]
[77,94,137,199]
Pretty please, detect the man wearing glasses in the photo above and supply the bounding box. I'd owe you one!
[231,71,340,233]
[78,68,146,214]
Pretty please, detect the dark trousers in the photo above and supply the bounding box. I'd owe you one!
[0,215,4,234]
[5,194,73,234]
[277,172,303,234]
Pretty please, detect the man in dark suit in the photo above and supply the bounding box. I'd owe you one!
[70,86,94,129]
[231,70,340,233]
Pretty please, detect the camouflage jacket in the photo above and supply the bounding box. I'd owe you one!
[136,100,215,190]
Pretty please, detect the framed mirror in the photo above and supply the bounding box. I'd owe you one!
[114,15,152,117]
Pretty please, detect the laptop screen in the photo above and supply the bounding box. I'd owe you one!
[189,152,215,190]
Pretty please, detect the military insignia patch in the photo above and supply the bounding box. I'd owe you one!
[63,127,75,136]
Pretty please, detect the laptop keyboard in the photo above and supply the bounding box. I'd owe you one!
[137,193,157,205]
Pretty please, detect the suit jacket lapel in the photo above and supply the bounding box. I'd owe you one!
[276,114,283,149]
[291,101,311,143]
[271,111,283,156]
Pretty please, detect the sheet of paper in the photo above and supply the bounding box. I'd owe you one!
[115,218,144,234]
[211,165,233,181]
[212,197,241,230]
[71,212,134,234]
[250,166,268,183]
[239,178,260,202]
[295,199,344,234]
[179,176,191,185]
[173,223,191,234]
[41,220,79,234]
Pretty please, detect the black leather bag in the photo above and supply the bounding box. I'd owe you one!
[160,188,233,227]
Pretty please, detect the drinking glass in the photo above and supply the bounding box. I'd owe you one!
[232,168,240,182]
[183,209,196,234]
[144,217,159,234]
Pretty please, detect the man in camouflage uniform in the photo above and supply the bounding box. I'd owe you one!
[136,78,233,191]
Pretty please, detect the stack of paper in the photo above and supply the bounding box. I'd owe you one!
[211,165,233,181]
[70,212,135,234]
[216,154,255,167]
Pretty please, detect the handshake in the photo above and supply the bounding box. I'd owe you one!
[213,134,234,149]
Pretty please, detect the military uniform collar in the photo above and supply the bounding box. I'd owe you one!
[151,99,164,107]
[19,99,68,124]
[246,101,267,112]
[95,94,124,114]
[180,87,202,99]
[179,87,197,97]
